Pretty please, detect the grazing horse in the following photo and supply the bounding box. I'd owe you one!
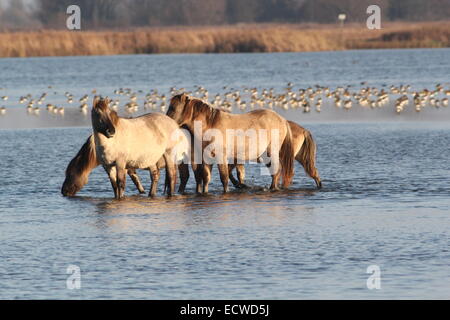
[92,97,189,199]
[61,135,190,197]
[166,93,295,193]
[228,120,322,189]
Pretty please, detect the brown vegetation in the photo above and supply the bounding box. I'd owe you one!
[0,22,449,58]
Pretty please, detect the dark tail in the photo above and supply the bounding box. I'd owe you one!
[297,130,322,189]
[279,122,295,188]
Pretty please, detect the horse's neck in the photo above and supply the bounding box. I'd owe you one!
[191,107,222,130]
[75,135,100,178]
[93,130,115,150]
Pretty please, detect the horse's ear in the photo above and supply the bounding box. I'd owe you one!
[110,109,119,126]
[93,96,100,109]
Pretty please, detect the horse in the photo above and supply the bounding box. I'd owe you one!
[62,120,320,196]
[61,135,190,197]
[91,97,189,199]
[166,93,295,193]
[228,120,322,189]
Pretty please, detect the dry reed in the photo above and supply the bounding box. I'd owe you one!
[0,22,449,58]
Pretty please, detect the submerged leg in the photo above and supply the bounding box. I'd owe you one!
[267,162,281,191]
[163,153,177,197]
[105,165,119,199]
[116,165,127,199]
[192,163,203,194]
[295,156,322,189]
[270,173,281,191]
[235,164,248,188]
[202,164,212,194]
[178,163,190,194]
[149,165,160,197]
[217,164,229,193]
[128,169,145,194]
[228,164,240,187]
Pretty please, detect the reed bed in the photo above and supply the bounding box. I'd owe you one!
[0,22,449,58]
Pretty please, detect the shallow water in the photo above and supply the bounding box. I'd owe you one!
[1,49,450,299]
[1,122,449,299]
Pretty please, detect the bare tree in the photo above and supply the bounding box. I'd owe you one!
[20,0,450,29]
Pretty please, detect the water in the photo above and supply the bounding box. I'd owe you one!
[1,49,450,299]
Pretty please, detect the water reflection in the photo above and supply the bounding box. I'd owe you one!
[79,189,317,233]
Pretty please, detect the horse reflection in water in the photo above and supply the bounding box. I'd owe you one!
[88,190,314,232]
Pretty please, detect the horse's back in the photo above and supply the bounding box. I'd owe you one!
[133,112,179,129]
[131,112,190,157]
[96,112,182,168]
[224,109,287,131]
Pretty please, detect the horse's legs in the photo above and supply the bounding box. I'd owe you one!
[217,163,229,193]
[202,164,212,194]
[263,145,281,191]
[270,172,281,190]
[116,165,127,199]
[105,165,119,198]
[128,169,145,194]
[228,164,240,187]
[148,165,160,197]
[178,163,189,194]
[163,153,177,197]
[236,164,248,188]
[296,154,322,189]
[266,161,281,191]
[192,163,203,194]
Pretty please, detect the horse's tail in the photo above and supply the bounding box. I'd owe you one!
[62,135,99,196]
[297,130,322,189]
[280,121,295,188]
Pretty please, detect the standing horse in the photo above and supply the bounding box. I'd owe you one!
[92,97,189,199]
[228,120,322,189]
[166,94,295,193]
[62,120,320,196]
[61,135,190,197]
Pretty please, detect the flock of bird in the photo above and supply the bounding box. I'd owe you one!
[1,83,449,118]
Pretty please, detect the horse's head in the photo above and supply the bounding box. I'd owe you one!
[61,135,98,197]
[92,97,118,139]
[61,172,87,197]
[167,93,192,126]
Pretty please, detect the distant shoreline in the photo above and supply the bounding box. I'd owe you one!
[0,22,449,58]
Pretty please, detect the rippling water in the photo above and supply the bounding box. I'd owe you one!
[1,49,450,299]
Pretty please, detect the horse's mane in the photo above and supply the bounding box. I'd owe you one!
[189,98,221,126]
[171,94,221,127]
[65,135,99,178]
